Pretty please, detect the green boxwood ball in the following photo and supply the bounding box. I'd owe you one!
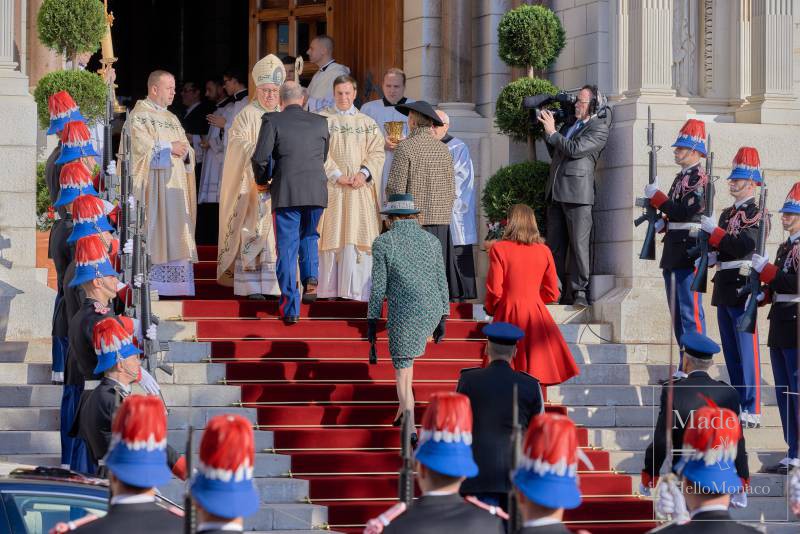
[37,0,106,58]
[482,161,550,235]
[495,77,559,143]
[498,4,566,70]
[34,70,107,129]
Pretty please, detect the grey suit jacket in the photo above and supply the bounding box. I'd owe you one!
[251,104,329,209]
[544,116,609,205]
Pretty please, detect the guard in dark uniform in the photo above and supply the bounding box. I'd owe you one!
[751,181,800,474]
[640,332,749,497]
[512,413,583,533]
[643,119,709,377]
[648,404,759,533]
[368,392,506,534]
[191,414,262,533]
[70,395,184,533]
[457,322,543,511]
[700,147,766,428]
[44,91,85,214]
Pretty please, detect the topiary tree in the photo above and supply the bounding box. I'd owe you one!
[498,4,566,77]
[496,4,566,161]
[37,0,106,69]
[495,77,559,144]
[33,70,107,129]
[482,161,550,239]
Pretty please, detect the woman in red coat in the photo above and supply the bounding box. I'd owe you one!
[485,204,578,385]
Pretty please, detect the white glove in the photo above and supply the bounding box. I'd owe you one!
[146,323,158,341]
[654,476,689,521]
[133,273,144,289]
[730,491,748,509]
[751,253,769,273]
[123,239,133,255]
[654,219,665,233]
[106,160,117,177]
[644,183,660,199]
[700,215,717,235]
[639,482,651,497]
[694,251,718,269]
[789,466,800,517]
[132,317,142,338]
[116,280,126,291]
[138,368,161,396]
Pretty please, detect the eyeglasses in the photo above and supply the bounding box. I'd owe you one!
[260,88,280,96]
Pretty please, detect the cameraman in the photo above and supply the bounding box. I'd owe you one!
[538,85,609,308]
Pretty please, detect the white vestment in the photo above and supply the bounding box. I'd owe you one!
[306,60,350,113]
[199,99,234,204]
[445,136,477,246]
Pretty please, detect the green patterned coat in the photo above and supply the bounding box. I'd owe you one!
[368,220,450,366]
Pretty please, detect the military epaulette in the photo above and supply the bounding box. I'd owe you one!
[464,495,510,520]
[48,513,99,533]
[363,502,407,534]
[459,367,481,374]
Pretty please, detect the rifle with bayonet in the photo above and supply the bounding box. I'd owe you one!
[737,181,769,333]
[508,384,522,533]
[398,409,414,506]
[689,135,715,293]
[184,425,195,534]
[634,106,660,260]
[118,118,132,288]
[101,74,115,201]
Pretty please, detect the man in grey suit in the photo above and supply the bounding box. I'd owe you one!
[252,81,330,323]
[539,85,609,308]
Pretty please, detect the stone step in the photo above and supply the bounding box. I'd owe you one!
[628,472,786,498]
[730,496,799,522]
[568,363,778,386]
[160,476,309,505]
[0,362,227,385]
[608,450,788,476]
[0,384,244,407]
[0,340,52,363]
[548,384,779,407]
[564,405,783,428]
[740,524,800,533]
[584,426,787,451]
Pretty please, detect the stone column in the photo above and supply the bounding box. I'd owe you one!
[610,0,630,97]
[731,0,752,103]
[26,0,62,88]
[440,0,471,103]
[0,0,55,340]
[625,0,674,96]
[737,0,796,123]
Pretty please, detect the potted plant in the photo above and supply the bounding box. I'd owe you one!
[37,0,105,70]
[33,69,107,129]
[481,161,549,248]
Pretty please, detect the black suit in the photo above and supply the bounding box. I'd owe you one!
[457,360,544,497]
[643,371,749,482]
[49,216,74,340]
[45,143,66,219]
[544,116,609,300]
[72,501,183,533]
[650,509,761,533]
[383,494,505,534]
[251,103,329,209]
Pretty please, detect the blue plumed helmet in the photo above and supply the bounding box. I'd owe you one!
[780,182,800,215]
[55,120,99,165]
[191,414,261,519]
[46,91,85,135]
[512,413,583,510]
[675,401,744,495]
[53,160,99,208]
[67,194,114,243]
[69,234,118,287]
[414,392,479,478]
[104,395,174,488]
[92,316,141,375]
[672,119,707,157]
[727,147,763,184]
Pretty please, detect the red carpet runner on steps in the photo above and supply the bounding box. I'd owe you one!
[179,246,655,532]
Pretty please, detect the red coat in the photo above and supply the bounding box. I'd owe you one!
[484,240,578,386]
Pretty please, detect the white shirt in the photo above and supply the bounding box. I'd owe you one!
[522,517,563,527]
[734,196,755,209]
[110,494,156,506]
[197,521,243,532]
[689,504,729,518]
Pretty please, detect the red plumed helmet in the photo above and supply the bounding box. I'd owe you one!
[682,401,741,465]
[74,234,110,265]
[679,119,706,140]
[59,161,94,188]
[420,392,473,441]
[71,195,106,223]
[732,146,760,168]
[48,90,79,118]
[520,413,579,474]
[60,121,93,146]
[93,316,135,356]
[199,415,255,479]
[111,395,168,447]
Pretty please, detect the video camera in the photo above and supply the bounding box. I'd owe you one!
[523,91,578,123]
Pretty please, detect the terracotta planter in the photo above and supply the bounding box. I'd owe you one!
[36,230,57,290]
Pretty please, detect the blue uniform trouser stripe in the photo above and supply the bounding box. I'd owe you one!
[769,347,799,459]
[60,383,83,466]
[663,268,706,371]
[717,305,761,414]
[276,206,323,318]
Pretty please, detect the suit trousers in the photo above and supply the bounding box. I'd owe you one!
[663,268,706,371]
[717,305,762,415]
[769,347,799,459]
[546,201,592,298]
[276,206,323,318]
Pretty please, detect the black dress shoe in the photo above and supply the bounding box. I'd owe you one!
[410,432,419,449]
[283,315,299,325]
[248,293,267,301]
[392,413,404,427]
[302,278,318,304]
[572,293,589,308]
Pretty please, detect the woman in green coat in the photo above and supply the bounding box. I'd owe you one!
[367,194,450,443]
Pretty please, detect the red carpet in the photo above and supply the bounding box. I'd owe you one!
[181,247,655,532]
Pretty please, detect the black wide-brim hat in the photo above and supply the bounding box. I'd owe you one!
[395,100,444,126]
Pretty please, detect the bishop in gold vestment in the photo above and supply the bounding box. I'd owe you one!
[126,70,197,296]
[318,76,385,301]
[216,55,286,298]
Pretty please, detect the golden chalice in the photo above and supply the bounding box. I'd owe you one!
[383,121,404,144]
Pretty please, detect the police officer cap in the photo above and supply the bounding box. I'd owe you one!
[680,331,720,360]
[482,322,524,346]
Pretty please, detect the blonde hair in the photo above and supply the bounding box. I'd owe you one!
[502,204,544,245]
